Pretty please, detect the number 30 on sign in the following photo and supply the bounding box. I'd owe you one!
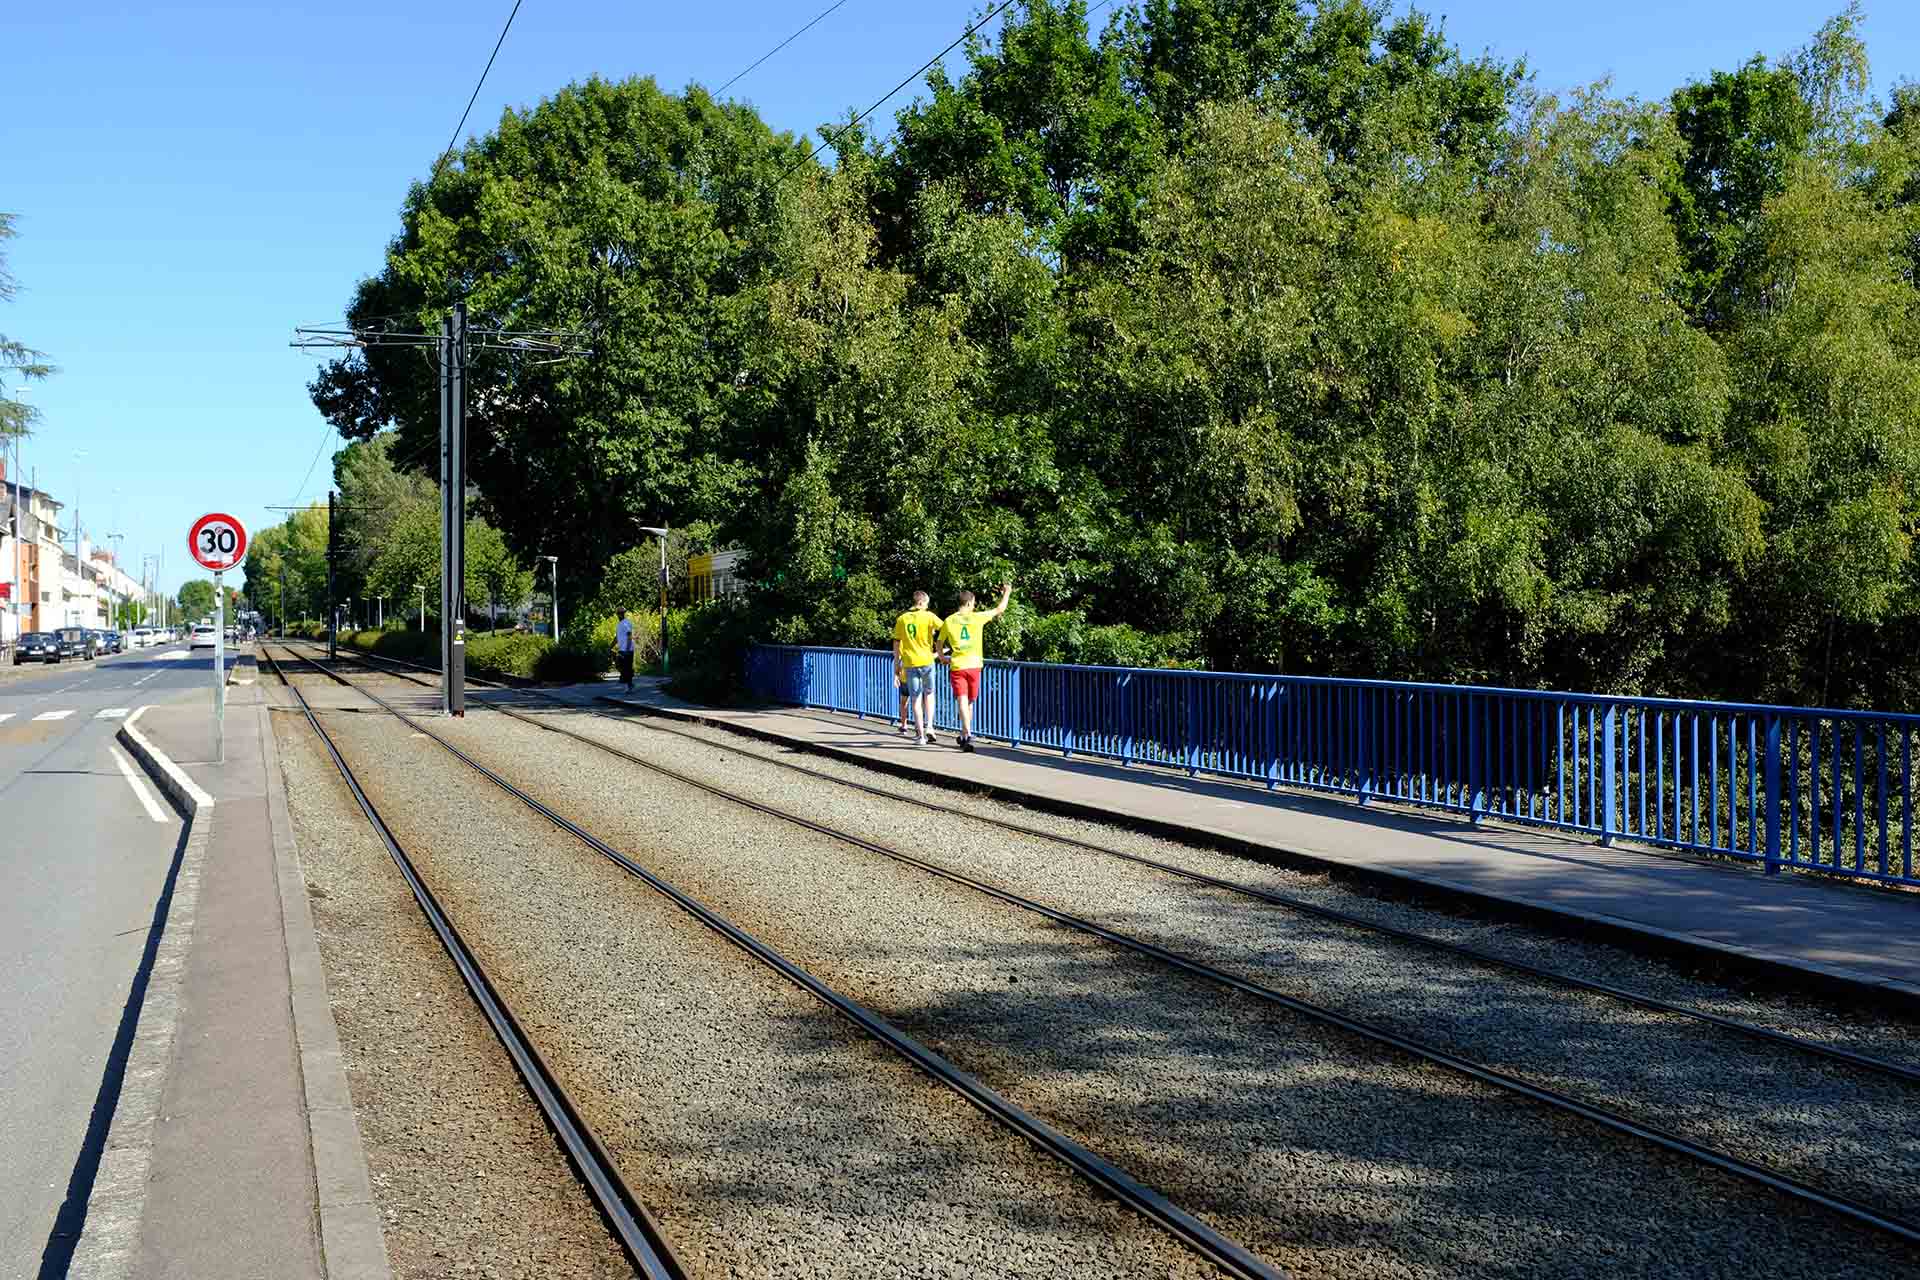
[188,512,248,570]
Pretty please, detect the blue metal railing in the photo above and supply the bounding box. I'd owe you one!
[745,645,1920,888]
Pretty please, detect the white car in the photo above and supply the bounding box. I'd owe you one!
[190,624,218,649]
[132,627,154,648]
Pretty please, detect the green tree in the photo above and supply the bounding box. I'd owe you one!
[309,77,802,609]
[0,213,55,439]
[178,579,216,619]
[467,520,532,630]
[115,601,149,629]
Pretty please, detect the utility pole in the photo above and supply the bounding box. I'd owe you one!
[538,554,559,640]
[326,490,338,660]
[440,303,467,714]
[639,525,670,676]
[295,306,583,714]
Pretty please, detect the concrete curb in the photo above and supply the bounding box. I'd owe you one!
[120,706,214,815]
[602,697,1920,1018]
[69,711,213,1279]
[259,698,393,1280]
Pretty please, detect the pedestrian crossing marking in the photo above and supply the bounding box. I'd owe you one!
[33,710,74,721]
[0,713,12,724]
[97,708,131,719]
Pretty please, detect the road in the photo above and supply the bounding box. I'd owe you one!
[0,643,223,1277]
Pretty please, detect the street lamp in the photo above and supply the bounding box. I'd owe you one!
[537,555,559,640]
[376,594,387,628]
[416,582,426,632]
[638,526,670,675]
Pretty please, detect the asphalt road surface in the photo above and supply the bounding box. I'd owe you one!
[0,644,223,1277]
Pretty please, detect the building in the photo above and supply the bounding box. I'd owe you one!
[2,472,66,640]
[3,461,160,640]
[687,548,748,604]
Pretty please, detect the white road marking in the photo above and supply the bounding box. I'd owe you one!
[97,708,131,719]
[33,709,73,721]
[0,713,12,724]
[134,670,163,686]
[112,745,171,823]
[155,651,188,661]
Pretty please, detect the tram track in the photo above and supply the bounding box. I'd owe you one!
[267,647,689,1279]
[281,641,1920,1256]
[303,639,1920,1086]
[268,644,1289,1280]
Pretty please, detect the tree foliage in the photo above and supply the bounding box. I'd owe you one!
[0,213,55,440]
[177,579,216,619]
[312,3,1920,710]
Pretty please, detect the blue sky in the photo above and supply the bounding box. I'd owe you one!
[4,1,1916,596]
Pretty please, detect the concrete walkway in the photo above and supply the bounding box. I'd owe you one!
[575,690,1920,1012]
[72,672,388,1279]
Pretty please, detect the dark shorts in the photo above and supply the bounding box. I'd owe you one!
[616,650,634,682]
[949,666,982,700]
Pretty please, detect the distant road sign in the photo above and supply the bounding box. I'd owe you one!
[188,512,248,571]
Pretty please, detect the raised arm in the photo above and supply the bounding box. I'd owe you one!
[983,581,1013,621]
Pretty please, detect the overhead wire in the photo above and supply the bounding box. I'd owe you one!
[437,0,527,172]
[786,0,1022,176]
[715,0,856,100]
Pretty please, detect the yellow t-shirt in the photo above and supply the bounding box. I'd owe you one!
[893,608,942,667]
[942,608,990,669]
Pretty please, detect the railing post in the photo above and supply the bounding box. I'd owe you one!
[1356,685,1372,805]
[1601,704,1618,846]
[1266,681,1280,791]
[1121,672,1133,766]
[1764,714,1783,874]
[1008,664,1022,748]
[1468,696,1483,823]
[1186,677,1200,777]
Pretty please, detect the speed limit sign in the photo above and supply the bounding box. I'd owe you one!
[189,512,248,570]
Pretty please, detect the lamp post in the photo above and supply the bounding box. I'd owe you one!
[376,594,386,628]
[7,386,23,642]
[537,554,559,640]
[638,526,669,675]
[417,582,426,632]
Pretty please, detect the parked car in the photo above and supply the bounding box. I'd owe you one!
[190,623,217,649]
[55,627,99,660]
[15,632,60,663]
[104,630,124,654]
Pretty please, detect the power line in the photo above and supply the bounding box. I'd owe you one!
[290,423,336,508]
[789,0,1020,176]
[715,0,855,99]
[438,0,526,172]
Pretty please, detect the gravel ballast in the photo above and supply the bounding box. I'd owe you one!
[272,700,632,1279]
[519,699,1920,1219]
[359,686,1918,1279]
[293,668,1231,1280]
[621,702,1920,1070]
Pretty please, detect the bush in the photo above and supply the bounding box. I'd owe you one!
[665,598,758,704]
[465,632,551,679]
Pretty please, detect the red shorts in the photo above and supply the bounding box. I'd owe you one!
[948,666,982,700]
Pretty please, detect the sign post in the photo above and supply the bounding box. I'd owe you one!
[188,512,248,764]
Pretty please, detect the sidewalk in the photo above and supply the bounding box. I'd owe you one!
[79,676,387,1279]
[580,690,1920,1013]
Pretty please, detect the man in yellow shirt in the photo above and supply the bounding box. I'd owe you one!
[938,581,1012,752]
[892,590,943,746]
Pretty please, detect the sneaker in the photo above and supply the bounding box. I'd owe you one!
[959,736,976,753]
[916,733,929,746]
[899,724,912,738]
[925,731,940,743]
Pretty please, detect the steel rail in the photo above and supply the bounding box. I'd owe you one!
[600,707,1920,1088]
[271,645,1290,1280]
[263,649,689,1280]
[287,644,1920,1250]
[299,638,1920,1091]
